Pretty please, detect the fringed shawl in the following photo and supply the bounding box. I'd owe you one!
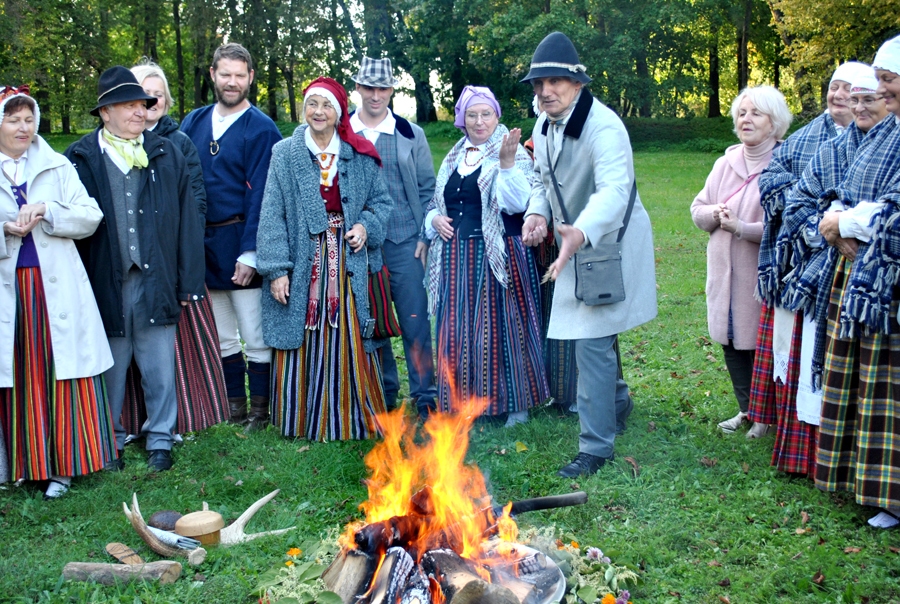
[757,112,838,304]
[425,124,534,314]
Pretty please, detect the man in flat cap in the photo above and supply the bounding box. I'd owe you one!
[521,32,658,477]
[349,57,437,417]
[65,66,205,471]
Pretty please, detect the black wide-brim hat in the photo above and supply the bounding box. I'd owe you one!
[520,32,592,84]
[90,66,157,116]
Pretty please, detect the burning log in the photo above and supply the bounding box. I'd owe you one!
[354,491,588,556]
[399,567,430,604]
[368,547,415,604]
[420,548,488,602]
[321,548,377,603]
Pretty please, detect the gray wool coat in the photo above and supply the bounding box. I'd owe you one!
[526,91,658,340]
[257,125,393,352]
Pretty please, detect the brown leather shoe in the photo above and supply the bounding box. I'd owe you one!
[228,396,249,425]
[246,396,270,432]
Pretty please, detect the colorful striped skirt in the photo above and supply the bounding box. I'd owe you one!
[435,235,550,415]
[748,303,777,424]
[121,288,228,434]
[0,267,115,481]
[271,227,385,441]
[771,311,817,477]
[534,234,578,406]
[816,259,900,508]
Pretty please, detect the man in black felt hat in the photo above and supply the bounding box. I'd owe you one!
[520,32,658,478]
[64,66,206,472]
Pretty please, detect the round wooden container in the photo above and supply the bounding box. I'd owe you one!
[174,511,225,546]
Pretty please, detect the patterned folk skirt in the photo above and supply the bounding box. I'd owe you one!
[271,221,385,441]
[435,235,550,416]
[0,267,116,481]
[534,233,578,407]
[121,288,228,434]
[816,259,900,508]
[748,303,777,424]
[771,312,817,477]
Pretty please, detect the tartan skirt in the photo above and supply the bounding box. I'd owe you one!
[271,228,385,441]
[121,288,228,434]
[816,259,900,508]
[771,311,817,477]
[534,234,578,406]
[435,235,550,416]
[748,303,777,424]
[0,267,116,480]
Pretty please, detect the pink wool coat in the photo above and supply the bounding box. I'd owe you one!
[691,143,771,350]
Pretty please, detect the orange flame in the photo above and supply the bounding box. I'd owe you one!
[342,387,516,565]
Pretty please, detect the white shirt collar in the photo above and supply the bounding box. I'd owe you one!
[97,129,142,175]
[350,111,396,144]
[305,127,341,156]
[455,138,488,176]
[0,150,27,185]
[211,105,250,141]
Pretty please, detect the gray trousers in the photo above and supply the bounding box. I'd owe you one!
[376,238,437,411]
[575,335,631,458]
[104,270,177,451]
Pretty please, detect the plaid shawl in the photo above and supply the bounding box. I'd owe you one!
[425,124,535,314]
[779,124,864,388]
[842,117,900,337]
[757,112,838,304]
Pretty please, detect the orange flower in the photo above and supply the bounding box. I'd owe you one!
[286,547,302,557]
[571,540,579,549]
[601,594,616,604]
[285,560,294,567]
[556,539,565,549]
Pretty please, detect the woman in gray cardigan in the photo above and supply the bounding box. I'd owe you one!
[257,77,392,441]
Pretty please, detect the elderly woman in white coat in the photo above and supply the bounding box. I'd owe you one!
[0,87,115,498]
[521,32,658,478]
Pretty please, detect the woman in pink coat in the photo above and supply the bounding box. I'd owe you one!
[691,86,792,435]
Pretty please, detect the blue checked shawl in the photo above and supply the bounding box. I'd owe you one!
[778,124,864,388]
[840,117,900,337]
[757,112,838,304]
[425,124,535,314]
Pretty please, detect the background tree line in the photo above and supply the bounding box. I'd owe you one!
[1,0,898,133]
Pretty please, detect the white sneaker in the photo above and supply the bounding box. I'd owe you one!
[746,422,772,439]
[44,476,71,500]
[718,411,749,433]
[504,411,529,428]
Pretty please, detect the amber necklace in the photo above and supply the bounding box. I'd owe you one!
[463,146,483,167]
[317,153,335,181]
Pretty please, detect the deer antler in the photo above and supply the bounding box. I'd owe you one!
[203,489,296,545]
[123,493,207,566]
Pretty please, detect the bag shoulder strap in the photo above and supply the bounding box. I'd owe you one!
[544,135,637,244]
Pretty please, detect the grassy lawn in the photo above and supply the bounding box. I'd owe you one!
[3,134,899,603]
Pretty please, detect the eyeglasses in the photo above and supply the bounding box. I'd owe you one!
[465,111,495,122]
[306,101,336,112]
[849,96,883,108]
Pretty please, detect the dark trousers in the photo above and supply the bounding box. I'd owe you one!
[722,342,755,413]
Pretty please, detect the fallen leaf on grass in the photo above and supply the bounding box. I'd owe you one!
[708,560,722,567]
[791,552,802,560]
[647,421,657,432]
[890,546,900,554]
[623,456,640,476]
[234,432,247,439]
[844,547,861,554]
[296,445,310,453]
[718,578,730,587]
[719,596,731,604]
[701,456,718,467]
[515,441,528,453]
[795,528,808,534]
[742,462,749,474]
[670,371,684,379]
[494,449,506,455]
[706,354,717,362]
[668,591,681,598]
[801,511,810,524]
[812,570,825,585]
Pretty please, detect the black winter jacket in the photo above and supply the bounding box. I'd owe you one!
[153,115,208,218]
[64,128,206,336]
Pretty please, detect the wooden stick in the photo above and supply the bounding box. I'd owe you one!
[61,561,182,585]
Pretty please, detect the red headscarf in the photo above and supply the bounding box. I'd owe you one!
[303,77,381,167]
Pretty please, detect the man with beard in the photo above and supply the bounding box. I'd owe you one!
[181,43,282,429]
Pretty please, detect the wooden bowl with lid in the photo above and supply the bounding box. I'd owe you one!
[174,510,225,546]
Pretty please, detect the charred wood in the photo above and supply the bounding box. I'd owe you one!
[322,548,377,604]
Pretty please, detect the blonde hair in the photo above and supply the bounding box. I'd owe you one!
[130,59,174,113]
[730,86,792,140]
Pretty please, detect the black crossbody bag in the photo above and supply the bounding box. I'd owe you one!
[545,137,637,306]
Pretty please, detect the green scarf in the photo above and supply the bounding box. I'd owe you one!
[102,129,148,170]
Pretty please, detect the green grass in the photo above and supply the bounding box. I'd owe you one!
[6,137,900,603]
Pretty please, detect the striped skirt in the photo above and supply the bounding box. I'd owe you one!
[771,312,817,477]
[435,235,550,416]
[0,267,115,481]
[534,234,578,406]
[816,259,900,508]
[748,303,777,424]
[271,228,385,441]
[121,289,228,434]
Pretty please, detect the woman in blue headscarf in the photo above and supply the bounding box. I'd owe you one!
[424,86,549,426]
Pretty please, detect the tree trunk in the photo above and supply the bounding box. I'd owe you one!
[708,26,721,118]
[335,0,363,60]
[173,0,185,119]
[363,0,391,57]
[283,65,297,122]
[413,75,436,123]
[635,52,652,117]
[267,54,278,120]
[35,88,51,134]
[737,0,751,91]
